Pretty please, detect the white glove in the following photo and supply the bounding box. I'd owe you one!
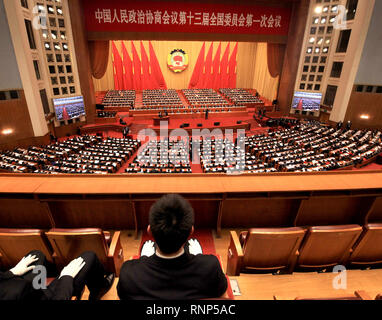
[188,239,203,255]
[10,255,39,276]
[141,240,156,257]
[59,257,86,279]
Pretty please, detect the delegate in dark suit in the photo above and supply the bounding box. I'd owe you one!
[117,250,227,300]
[0,250,113,300]
[117,194,227,300]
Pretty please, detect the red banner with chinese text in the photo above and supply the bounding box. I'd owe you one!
[83,0,291,36]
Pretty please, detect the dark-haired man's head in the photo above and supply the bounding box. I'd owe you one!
[148,194,194,255]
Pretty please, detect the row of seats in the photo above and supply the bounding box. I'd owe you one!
[227,224,382,276]
[182,89,229,106]
[102,90,136,107]
[125,139,192,174]
[0,228,124,276]
[142,89,182,106]
[219,88,263,105]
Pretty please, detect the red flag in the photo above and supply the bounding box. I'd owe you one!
[149,41,167,89]
[131,41,142,90]
[188,42,206,89]
[212,43,222,89]
[140,41,153,90]
[121,42,132,90]
[111,41,124,90]
[297,98,303,110]
[228,43,238,88]
[220,43,230,88]
[202,43,214,88]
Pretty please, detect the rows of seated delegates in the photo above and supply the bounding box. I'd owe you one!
[182,88,229,107]
[102,90,136,107]
[248,121,382,172]
[0,136,97,173]
[125,139,192,174]
[0,136,141,174]
[219,88,264,105]
[197,137,277,174]
[36,137,141,174]
[197,121,382,173]
[140,89,183,108]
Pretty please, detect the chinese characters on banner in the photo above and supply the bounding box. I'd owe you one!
[83,0,291,35]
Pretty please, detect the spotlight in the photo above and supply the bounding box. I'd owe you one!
[360,115,370,119]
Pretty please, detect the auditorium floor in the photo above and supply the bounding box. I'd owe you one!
[82,229,382,300]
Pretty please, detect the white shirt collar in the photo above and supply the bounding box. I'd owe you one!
[155,248,185,259]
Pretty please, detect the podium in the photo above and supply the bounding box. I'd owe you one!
[153,116,170,126]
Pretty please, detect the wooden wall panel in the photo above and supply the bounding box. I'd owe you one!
[54,121,83,138]
[344,90,382,129]
[295,197,374,226]
[47,200,135,229]
[93,40,278,101]
[367,197,382,223]
[221,198,300,228]
[134,199,220,230]
[0,90,34,148]
[0,134,51,151]
[0,199,52,229]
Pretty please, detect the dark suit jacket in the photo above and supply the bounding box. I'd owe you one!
[117,252,227,300]
[0,271,74,300]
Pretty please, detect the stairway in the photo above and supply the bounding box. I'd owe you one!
[177,90,190,108]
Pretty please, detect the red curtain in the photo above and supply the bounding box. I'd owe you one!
[121,42,133,90]
[212,43,222,89]
[220,44,230,88]
[267,43,286,78]
[89,41,110,79]
[111,41,124,90]
[188,42,206,89]
[131,42,142,90]
[228,43,238,88]
[149,41,167,89]
[140,41,154,90]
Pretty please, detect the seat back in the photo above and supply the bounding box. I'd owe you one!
[297,225,362,269]
[45,228,109,268]
[242,227,306,271]
[0,229,54,270]
[350,223,382,265]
